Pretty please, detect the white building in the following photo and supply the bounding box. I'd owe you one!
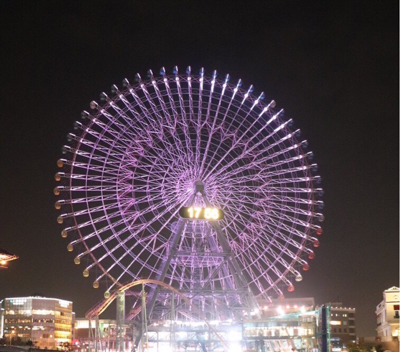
[376,286,400,337]
[0,296,73,349]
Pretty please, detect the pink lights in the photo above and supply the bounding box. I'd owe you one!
[55,66,324,316]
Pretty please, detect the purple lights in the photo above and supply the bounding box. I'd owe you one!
[55,66,323,319]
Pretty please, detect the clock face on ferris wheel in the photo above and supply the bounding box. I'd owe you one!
[179,206,224,220]
[55,66,324,301]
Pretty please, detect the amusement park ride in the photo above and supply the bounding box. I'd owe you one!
[0,248,18,268]
[55,67,325,352]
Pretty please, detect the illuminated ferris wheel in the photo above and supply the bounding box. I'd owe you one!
[55,66,323,319]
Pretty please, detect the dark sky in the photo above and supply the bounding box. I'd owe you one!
[0,0,398,337]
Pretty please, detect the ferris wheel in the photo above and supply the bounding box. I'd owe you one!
[55,66,323,317]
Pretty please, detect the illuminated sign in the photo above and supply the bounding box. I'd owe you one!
[58,300,70,308]
[179,206,224,220]
[330,320,342,325]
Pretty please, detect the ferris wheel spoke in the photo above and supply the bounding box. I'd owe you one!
[98,194,191,287]
[82,107,153,153]
[202,75,229,149]
[215,196,261,221]
[125,191,190,230]
[125,83,165,136]
[58,201,131,227]
[215,81,253,136]
[105,236,168,292]
[149,99,185,161]
[193,70,205,172]
[262,223,308,253]
[138,149,186,171]
[240,247,286,288]
[227,219,291,263]
[201,102,278,181]
[70,217,137,250]
[267,202,316,220]
[151,76,177,128]
[220,133,304,183]
[268,209,312,230]
[56,193,119,207]
[267,175,321,185]
[162,74,195,167]
[174,76,195,162]
[263,233,310,264]
[204,124,291,183]
[247,255,278,291]
[215,159,316,187]
[139,76,169,128]
[89,231,156,268]
[71,199,132,218]
[201,91,266,180]
[267,216,310,242]
[270,194,322,209]
[221,198,310,249]
[112,89,150,129]
[71,120,145,157]
[198,73,219,175]
[186,70,195,130]
[63,142,139,168]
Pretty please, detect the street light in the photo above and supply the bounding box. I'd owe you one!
[10,330,15,345]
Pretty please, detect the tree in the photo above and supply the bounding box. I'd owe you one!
[347,341,371,352]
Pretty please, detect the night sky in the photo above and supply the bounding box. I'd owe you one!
[0,1,398,337]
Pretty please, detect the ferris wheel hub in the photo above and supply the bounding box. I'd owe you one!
[194,180,205,192]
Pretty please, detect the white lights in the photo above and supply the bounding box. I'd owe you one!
[58,300,70,308]
[32,309,55,315]
[10,299,27,306]
[250,309,258,316]
[330,320,342,325]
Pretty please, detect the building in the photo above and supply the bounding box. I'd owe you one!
[327,303,356,349]
[376,286,400,337]
[0,296,73,349]
[74,318,130,351]
[242,297,319,352]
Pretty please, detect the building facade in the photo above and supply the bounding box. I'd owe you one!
[0,296,73,349]
[74,318,127,351]
[376,286,400,337]
[327,303,356,349]
[242,297,319,352]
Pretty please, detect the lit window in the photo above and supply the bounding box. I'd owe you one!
[330,321,342,326]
